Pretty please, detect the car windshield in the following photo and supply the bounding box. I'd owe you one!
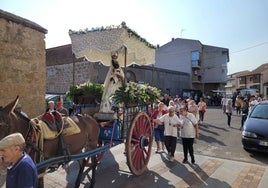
[250,104,268,119]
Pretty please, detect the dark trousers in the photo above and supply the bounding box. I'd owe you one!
[164,136,177,157]
[241,114,248,128]
[226,113,232,126]
[236,106,241,115]
[199,111,205,121]
[181,137,195,161]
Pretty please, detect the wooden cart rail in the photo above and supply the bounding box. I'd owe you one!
[120,104,150,139]
[36,144,110,171]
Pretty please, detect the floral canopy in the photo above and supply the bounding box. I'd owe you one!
[69,22,156,67]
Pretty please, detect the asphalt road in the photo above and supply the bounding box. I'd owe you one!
[184,106,268,165]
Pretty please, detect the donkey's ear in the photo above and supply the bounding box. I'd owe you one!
[3,96,19,115]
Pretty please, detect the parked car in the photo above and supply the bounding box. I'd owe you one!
[241,101,268,152]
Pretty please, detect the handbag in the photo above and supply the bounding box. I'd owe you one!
[157,124,165,131]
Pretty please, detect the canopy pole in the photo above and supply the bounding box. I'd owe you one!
[124,46,127,83]
[72,53,76,102]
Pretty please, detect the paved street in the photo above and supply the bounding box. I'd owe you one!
[42,106,268,187]
[44,143,268,188]
[1,106,267,187]
[180,106,267,165]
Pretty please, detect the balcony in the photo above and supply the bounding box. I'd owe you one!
[192,75,201,83]
[191,60,201,68]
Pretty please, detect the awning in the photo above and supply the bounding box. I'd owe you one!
[69,23,156,67]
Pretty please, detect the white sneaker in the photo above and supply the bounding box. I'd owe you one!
[169,156,175,162]
[155,148,161,153]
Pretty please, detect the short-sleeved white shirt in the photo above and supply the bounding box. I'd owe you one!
[158,113,181,137]
[180,112,198,138]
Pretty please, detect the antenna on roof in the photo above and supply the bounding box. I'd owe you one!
[180,29,186,38]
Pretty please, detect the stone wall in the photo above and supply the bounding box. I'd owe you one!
[46,57,190,97]
[0,10,47,118]
[46,61,108,94]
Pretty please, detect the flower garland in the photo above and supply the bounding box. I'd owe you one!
[112,82,161,106]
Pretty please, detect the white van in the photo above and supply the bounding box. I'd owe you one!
[239,89,258,98]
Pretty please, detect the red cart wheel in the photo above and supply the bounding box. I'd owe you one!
[126,111,153,176]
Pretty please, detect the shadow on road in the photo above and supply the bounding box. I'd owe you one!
[200,123,229,132]
[159,152,231,187]
[88,149,173,188]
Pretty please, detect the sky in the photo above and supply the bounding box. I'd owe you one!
[1,0,268,74]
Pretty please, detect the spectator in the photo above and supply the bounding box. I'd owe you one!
[221,95,227,113]
[152,102,167,153]
[56,101,69,116]
[168,100,175,107]
[46,100,56,113]
[0,133,38,188]
[248,96,258,113]
[225,99,233,127]
[174,98,183,117]
[235,96,242,116]
[188,100,199,123]
[197,98,207,124]
[161,94,170,107]
[241,98,249,129]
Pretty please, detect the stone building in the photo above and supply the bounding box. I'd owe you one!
[0,9,47,117]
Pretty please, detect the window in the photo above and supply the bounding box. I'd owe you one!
[192,60,199,67]
[221,55,227,65]
[191,51,200,67]
[191,51,199,61]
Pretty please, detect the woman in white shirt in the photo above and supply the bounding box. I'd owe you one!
[179,107,199,164]
[155,106,181,162]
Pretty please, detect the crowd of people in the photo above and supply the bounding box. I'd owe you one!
[221,94,266,129]
[150,92,267,164]
[151,94,206,163]
[2,92,265,186]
